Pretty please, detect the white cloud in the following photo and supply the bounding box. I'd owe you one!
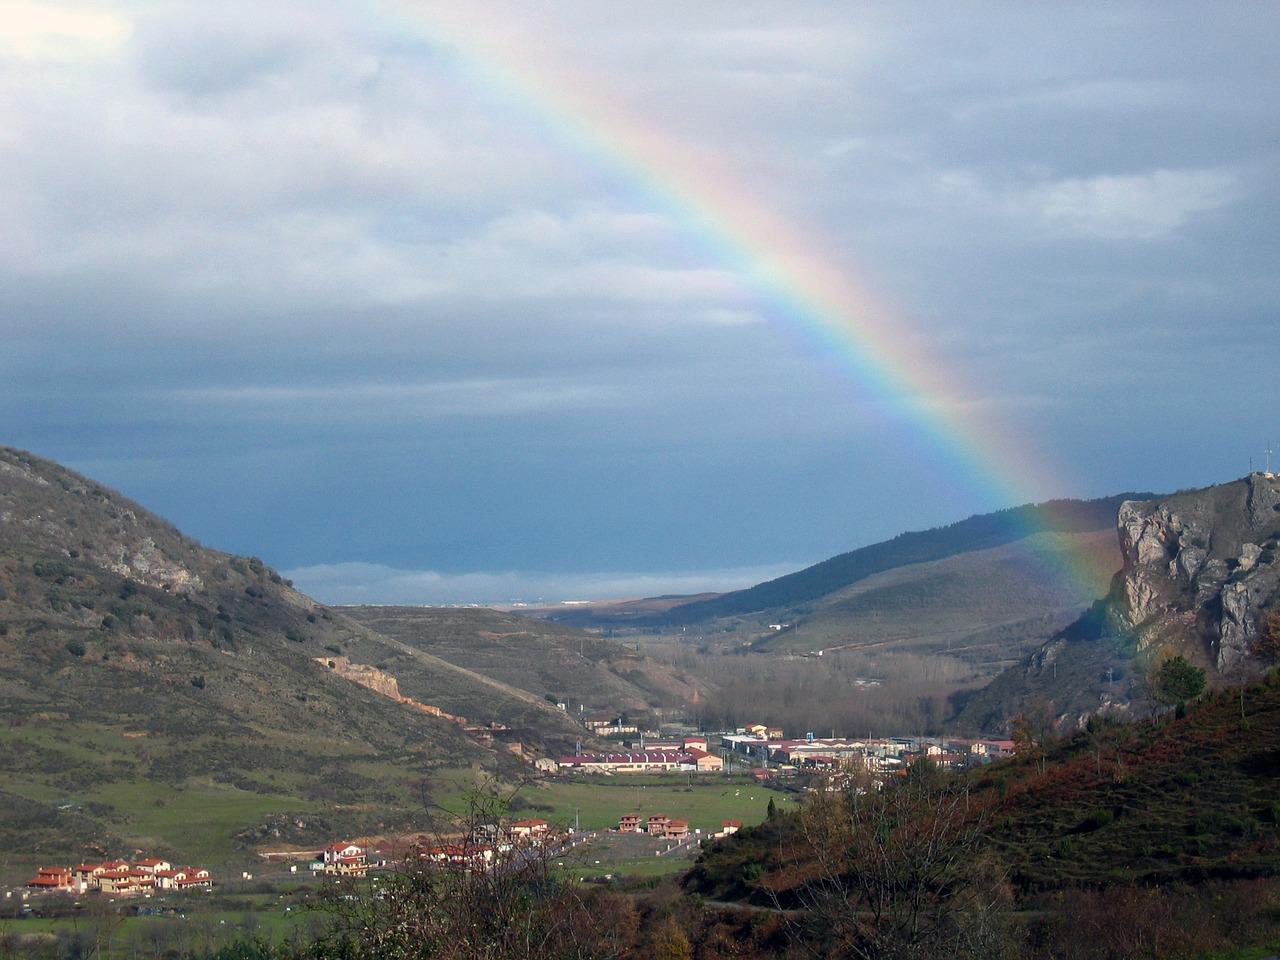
[1024,168,1240,240]
[933,167,1240,240]
[0,2,131,60]
[284,560,799,606]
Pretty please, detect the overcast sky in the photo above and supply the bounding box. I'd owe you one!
[4,2,1277,604]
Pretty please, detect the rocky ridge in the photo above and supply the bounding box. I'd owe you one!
[955,474,1280,733]
[1110,473,1280,672]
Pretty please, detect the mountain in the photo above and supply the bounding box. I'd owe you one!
[957,474,1280,732]
[0,447,617,869]
[537,494,1151,684]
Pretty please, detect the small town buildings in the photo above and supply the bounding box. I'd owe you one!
[420,844,494,870]
[645,815,670,836]
[35,858,212,895]
[510,818,550,838]
[720,820,742,836]
[684,747,724,772]
[26,868,74,891]
[557,747,724,775]
[154,867,213,891]
[323,842,368,877]
[663,819,689,840]
[618,813,643,833]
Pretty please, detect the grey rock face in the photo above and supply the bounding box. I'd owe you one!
[1109,474,1280,672]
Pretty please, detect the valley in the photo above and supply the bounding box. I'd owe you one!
[5,448,1280,959]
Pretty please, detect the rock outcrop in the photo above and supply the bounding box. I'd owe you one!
[955,474,1280,736]
[1108,473,1280,672]
[318,657,467,724]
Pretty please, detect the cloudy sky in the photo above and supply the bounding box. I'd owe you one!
[4,2,1277,604]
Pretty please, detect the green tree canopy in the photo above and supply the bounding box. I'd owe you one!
[1155,655,1206,707]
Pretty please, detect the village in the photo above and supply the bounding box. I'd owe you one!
[15,721,1013,903]
[552,720,1015,779]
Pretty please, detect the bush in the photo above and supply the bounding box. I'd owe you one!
[1081,808,1115,832]
[65,640,86,657]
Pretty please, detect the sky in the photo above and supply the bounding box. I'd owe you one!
[3,2,1278,604]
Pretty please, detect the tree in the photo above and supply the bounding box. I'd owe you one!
[794,772,1003,959]
[1154,654,1206,709]
[310,782,617,960]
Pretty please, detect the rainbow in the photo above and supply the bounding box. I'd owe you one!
[380,3,1114,592]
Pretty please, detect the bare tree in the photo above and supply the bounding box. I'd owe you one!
[791,770,1005,960]
[311,782,617,960]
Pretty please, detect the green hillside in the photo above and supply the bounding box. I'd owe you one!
[0,448,601,876]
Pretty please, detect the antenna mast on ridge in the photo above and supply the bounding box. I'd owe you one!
[1267,441,1274,474]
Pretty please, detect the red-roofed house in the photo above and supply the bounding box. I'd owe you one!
[510,819,549,838]
[683,747,724,772]
[646,815,670,836]
[720,820,742,836]
[618,813,643,833]
[26,867,74,891]
[155,868,213,891]
[663,819,689,840]
[97,869,155,895]
[323,842,368,876]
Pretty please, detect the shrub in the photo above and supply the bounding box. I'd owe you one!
[65,640,86,657]
[1081,808,1115,831]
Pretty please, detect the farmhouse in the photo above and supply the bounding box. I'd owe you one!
[510,818,550,838]
[26,868,74,891]
[323,842,368,877]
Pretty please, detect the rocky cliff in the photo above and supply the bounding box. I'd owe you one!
[1109,473,1280,672]
[955,474,1280,734]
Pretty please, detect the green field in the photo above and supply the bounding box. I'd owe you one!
[420,769,797,836]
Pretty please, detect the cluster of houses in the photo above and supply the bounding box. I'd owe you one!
[557,722,1014,781]
[319,819,563,877]
[555,736,724,775]
[720,730,1015,776]
[617,814,742,841]
[25,859,213,896]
